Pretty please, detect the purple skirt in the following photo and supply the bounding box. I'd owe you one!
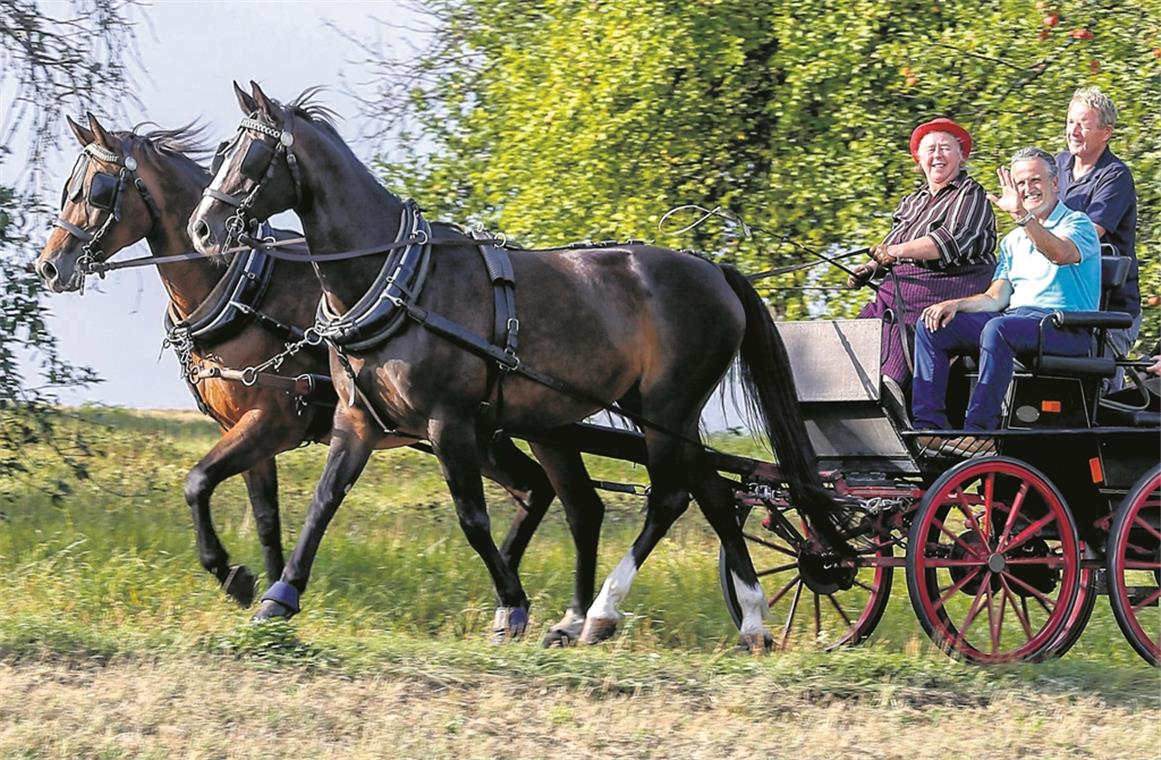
[857,262,995,389]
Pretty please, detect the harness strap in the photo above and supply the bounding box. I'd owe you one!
[400,302,706,451]
[470,229,520,441]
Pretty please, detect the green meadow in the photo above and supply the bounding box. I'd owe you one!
[0,408,1156,758]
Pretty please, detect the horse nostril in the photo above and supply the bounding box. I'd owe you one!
[37,260,58,285]
[193,219,213,245]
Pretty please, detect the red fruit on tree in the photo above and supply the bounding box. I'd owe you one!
[1090,59,1100,73]
[905,76,920,87]
[1044,14,1060,26]
[1071,28,1093,40]
[1038,29,1052,40]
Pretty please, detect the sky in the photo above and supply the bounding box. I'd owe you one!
[29,1,419,409]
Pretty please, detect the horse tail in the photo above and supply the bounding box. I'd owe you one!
[720,264,851,554]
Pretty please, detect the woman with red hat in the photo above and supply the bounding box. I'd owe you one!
[847,117,998,406]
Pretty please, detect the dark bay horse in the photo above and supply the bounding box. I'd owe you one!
[38,114,606,642]
[189,82,848,649]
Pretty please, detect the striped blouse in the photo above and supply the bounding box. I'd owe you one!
[883,171,997,270]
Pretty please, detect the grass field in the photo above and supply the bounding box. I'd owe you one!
[1,408,1157,758]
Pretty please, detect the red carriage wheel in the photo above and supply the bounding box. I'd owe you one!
[906,457,1081,663]
[1043,555,1098,658]
[1107,465,1161,667]
[719,504,893,650]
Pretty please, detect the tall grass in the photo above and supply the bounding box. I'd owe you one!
[0,406,1154,680]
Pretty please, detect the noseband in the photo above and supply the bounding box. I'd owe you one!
[203,114,303,246]
[54,141,162,268]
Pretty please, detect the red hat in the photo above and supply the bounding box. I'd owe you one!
[910,117,972,161]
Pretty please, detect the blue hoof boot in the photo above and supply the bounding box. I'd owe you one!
[490,605,529,644]
[252,581,300,621]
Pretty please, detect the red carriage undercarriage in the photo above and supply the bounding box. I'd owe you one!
[531,317,1160,665]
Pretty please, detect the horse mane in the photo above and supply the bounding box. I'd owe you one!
[130,121,214,163]
[287,86,342,134]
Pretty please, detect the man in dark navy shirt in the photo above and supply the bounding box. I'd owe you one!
[1054,86,1139,387]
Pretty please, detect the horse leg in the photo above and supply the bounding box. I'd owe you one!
[690,468,773,654]
[184,412,288,606]
[480,436,555,573]
[253,407,379,621]
[579,433,691,645]
[530,442,606,647]
[240,457,284,587]
[429,417,529,643]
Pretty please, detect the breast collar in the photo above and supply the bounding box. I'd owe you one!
[164,222,278,348]
[314,200,433,352]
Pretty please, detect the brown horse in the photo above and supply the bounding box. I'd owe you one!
[38,114,608,643]
[189,82,848,648]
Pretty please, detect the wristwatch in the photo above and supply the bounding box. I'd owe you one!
[1015,211,1035,226]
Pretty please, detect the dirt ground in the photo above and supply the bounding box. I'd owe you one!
[1,658,1157,759]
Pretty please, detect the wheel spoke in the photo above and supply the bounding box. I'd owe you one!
[826,593,853,626]
[983,472,996,540]
[813,593,821,639]
[931,516,988,558]
[999,577,1034,641]
[935,566,982,610]
[1131,586,1161,612]
[853,578,874,592]
[756,561,799,578]
[1001,512,1057,554]
[952,571,992,650]
[926,558,991,568]
[1002,571,1057,612]
[767,574,800,607]
[1131,514,1161,542]
[1004,556,1070,567]
[987,582,1002,654]
[743,532,797,558]
[954,490,990,547]
[1124,560,1161,570]
[780,582,804,650]
[998,482,1030,546]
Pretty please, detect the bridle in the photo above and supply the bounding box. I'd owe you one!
[203,111,303,249]
[54,140,162,270]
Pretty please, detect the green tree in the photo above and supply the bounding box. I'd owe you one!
[1,0,142,496]
[351,0,1158,336]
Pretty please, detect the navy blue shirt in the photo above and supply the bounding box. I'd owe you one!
[1055,148,1138,316]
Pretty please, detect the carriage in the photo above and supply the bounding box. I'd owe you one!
[695,302,1157,667]
[541,310,1159,665]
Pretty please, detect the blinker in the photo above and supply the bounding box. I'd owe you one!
[62,154,90,208]
[240,139,276,181]
[88,172,120,212]
[210,139,230,175]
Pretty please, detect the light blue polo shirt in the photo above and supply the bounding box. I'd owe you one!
[994,201,1101,311]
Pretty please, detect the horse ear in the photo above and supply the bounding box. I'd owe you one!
[67,115,94,147]
[249,80,276,119]
[234,80,257,115]
[86,112,114,150]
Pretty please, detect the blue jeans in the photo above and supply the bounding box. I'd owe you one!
[912,307,1092,431]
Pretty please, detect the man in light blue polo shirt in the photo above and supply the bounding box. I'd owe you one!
[911,147,1100,456]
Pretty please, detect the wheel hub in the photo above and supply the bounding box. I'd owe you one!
[798,551,856,594]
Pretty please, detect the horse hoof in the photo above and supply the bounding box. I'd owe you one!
[251,599,295,623]
[221,565,257,607]
[736,631,774,655]
[541,609,585,648]
[490,606,528,644]
[578,617,618,645]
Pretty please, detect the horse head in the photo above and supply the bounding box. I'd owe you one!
[38,114,162,291]
[190,81,314,259]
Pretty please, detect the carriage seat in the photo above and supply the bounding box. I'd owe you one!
[1019,255,1134,379]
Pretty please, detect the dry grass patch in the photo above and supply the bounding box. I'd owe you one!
[0,655,1156,759]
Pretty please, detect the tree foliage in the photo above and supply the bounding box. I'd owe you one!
[1,0,142,496]
[352,0,1158,335]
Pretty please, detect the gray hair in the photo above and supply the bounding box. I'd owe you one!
[1011,147,1058,179]
[1070,86,1118,128]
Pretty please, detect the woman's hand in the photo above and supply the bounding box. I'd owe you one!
[846,261,877,289]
